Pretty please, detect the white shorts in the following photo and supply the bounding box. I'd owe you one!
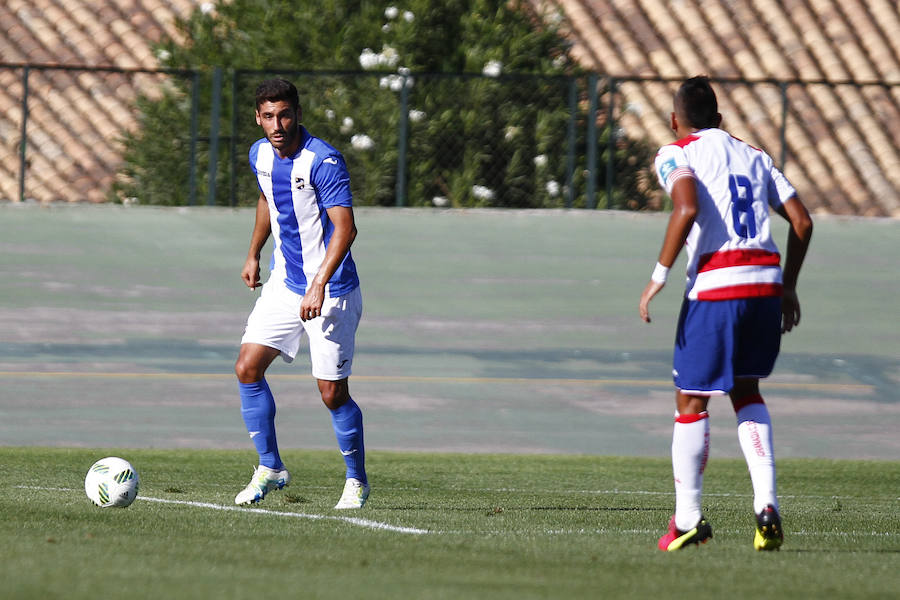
[241,281,362,381]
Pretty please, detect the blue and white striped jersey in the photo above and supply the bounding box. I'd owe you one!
[249,127,359,297]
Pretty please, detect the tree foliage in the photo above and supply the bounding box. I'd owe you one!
[115,0,657,209]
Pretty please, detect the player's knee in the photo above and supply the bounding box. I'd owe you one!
[730,379,762,412]
[319,381,349,410]
[234,357,262,384]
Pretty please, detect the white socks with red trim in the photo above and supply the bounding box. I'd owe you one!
[671,411,710,531]
[736,400,778,514]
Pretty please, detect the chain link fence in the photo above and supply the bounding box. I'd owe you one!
[4,64,899,214]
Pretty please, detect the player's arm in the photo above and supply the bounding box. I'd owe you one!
[241,191,271,290]
[774,196,813,332]
[299,205,357,321]
[639,176,698,323]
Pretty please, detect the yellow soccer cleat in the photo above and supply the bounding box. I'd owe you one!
[753,505,784,551]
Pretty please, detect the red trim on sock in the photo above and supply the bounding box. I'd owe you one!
[675,411,709,423]
[732,394,765,412]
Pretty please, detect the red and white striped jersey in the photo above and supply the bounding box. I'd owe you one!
[654,128,796,301]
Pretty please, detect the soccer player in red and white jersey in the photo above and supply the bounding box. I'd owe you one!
[639,76,813,551]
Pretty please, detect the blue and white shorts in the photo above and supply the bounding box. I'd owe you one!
[241,280,362,381]
[672,297,781,395]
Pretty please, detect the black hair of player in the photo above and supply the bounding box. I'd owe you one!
[255,78,300,112]
[675,76,719,129]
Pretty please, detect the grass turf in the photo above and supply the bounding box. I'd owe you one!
[1,448,897,599]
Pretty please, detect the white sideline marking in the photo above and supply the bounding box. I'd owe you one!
[16,486,429,535]
[138,496,430,535]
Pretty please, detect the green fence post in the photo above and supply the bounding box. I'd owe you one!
[586,73,598,209]
[18,65,30,203]
[206,66,223,207]
[779,81,788,170]
[606,77,617,209]
[188,71,199,206]
[395,72,409,207]
[230,69,238,207]
[565,77,577,209]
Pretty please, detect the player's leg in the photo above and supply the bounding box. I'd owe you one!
[318,378,369,509]
[304,286,368,508]
[233,343,292,505]
[658,391,713,551]
[235,343,283,469]
[732,296,784,549]
[731,379,782,550]
[659,299,733,550]
[234,284,305,505]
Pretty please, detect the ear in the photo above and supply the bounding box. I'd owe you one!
[670,112,678,132]
[255,110,262,126]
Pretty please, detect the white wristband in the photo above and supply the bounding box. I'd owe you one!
[651,262,669,284]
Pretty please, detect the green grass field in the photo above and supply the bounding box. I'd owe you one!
[1,447,897,599]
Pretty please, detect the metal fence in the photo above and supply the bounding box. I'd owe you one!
[3,63,899,214]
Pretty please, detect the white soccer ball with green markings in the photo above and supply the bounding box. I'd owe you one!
[84,457,140,508]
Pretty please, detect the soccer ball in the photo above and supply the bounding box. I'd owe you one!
[84,457,140,508]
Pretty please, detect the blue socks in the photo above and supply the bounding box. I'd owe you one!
[330,398,367,485]
[238,378,283,469]
[240,380,365,483]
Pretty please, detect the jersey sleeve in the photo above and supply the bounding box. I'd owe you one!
[312,153,353,208]
[248,138,263,191]
[766,162,797,209]
[654,144,694,193]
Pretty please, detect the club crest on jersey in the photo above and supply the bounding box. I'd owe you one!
[659,158,677,182]
[295,177,305,189]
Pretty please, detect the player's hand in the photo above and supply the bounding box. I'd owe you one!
[241,257,261,290]
[781,288,801,333]
[639,280,665,323]
[300,283,325,321]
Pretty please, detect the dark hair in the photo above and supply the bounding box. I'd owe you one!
[675,76,718,129]
[255,78,300,111]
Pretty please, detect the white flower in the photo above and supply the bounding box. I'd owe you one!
[324,109,335,120]
[546,180,560,197]
[200,2,215,14]
[156,49,171,62]
[384,6,399,19]
[409,109,426,123]
[359,48,379,70]
[432,196,448,207]
[351,134,375,151]
[379,46,399,68]
[533,154,548,168]
[472,185,495,201]
[380,71,414,93]
[382,23,391,33]
[403,10,415,22]
[340,116,354,134]
[482,60,502,77]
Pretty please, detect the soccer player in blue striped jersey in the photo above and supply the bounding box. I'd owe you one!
[233,79,368,509]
